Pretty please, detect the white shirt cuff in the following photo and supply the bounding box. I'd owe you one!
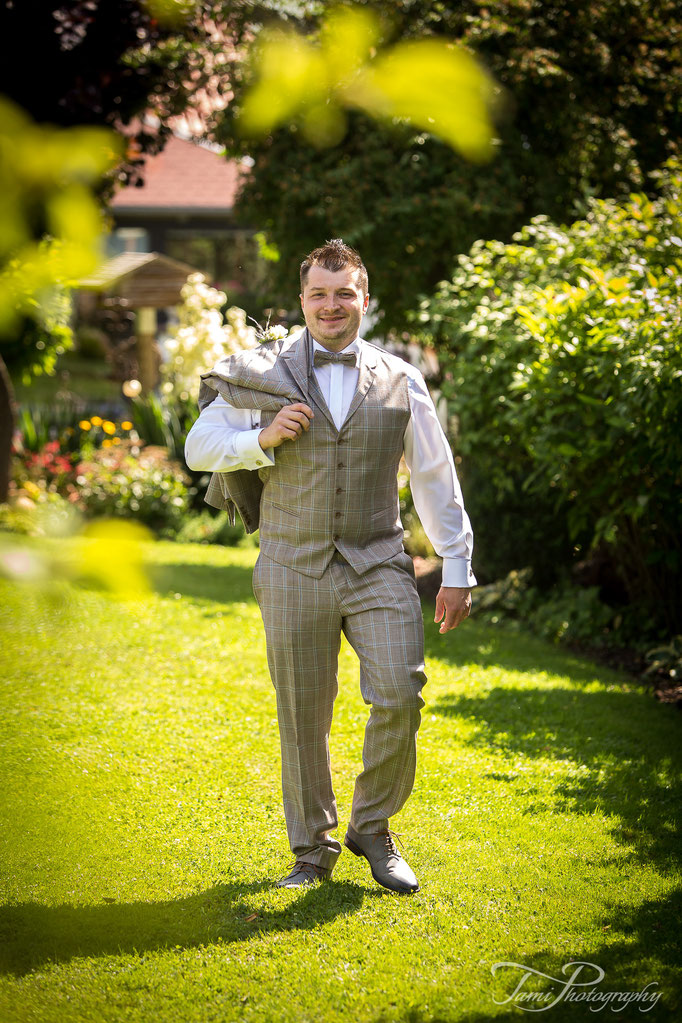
[234,429,275,469]
[442,558,477,588]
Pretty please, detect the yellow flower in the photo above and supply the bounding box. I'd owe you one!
[90,416,103,426]
[121,421,133,430]
[79,420,91,431]
[102,421,116,435]
[102,438,112,448]
[112,436,121,445]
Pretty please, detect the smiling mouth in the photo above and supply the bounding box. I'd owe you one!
[319,315,346,323]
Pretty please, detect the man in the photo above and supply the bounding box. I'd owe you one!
[185,239,476,894]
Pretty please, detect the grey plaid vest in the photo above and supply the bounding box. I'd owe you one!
[197,329,411,578]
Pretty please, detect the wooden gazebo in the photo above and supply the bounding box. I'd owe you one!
[78,252,199,392]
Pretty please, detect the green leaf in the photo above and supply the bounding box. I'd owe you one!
[238,7,497,159]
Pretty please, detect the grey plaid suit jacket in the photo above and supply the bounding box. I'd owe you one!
[197,330,312,532]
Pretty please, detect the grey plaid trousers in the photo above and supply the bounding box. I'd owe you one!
[252,547,427,870]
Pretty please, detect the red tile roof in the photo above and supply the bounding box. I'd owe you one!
[111,135,244,214]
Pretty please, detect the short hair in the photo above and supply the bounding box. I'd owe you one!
[300,238,369,295]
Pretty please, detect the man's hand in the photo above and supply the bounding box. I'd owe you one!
[434,586,472,634]
[259,403,314,450]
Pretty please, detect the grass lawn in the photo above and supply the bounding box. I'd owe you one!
[1,535,680,1022]
[11,353,123,408]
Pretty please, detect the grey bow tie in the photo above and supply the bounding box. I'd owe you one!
[313,349,357,368]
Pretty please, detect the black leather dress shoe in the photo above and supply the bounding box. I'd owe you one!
[275,860,332,888]
[344,825,420,893]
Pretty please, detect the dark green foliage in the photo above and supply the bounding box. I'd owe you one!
[14,403,85,455]
[415,162,682,637]
[174,508,247,546]
[215,0,682,331]
[128,392,193,464]
[0,1,234,187]
[643,636,682,682]
[474,568,619,645]
[1,287,74,386]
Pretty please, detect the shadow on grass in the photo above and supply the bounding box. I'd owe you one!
[428,679,681,872]
[466,889,680,1022]
[373,1014,505,1023]
[147,560,257,607]
[583,888,682,1018]
[417,609,682,1019]
[421,607,682,1001]
[0,877,389,977]
[365,892,682,1023]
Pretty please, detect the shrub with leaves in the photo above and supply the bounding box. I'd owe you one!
[14,410,137,459]
[174,509,246,547]
[15,440,75,496]
[72,442,192,538]
[1,267,75,386]
[644,636,682,683]
[474,568,621,648]
[11,415,193,539]
[415,161,682,637]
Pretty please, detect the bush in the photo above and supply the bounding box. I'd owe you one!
[398,468,436,559]
[644,636,682,683]
[0,490,79,538]
[474,568,629,649]
[174,509,247,546]
[15,403,82,454]
[73,442,192,538]
[10,413,195,539]
[128,390,193,464]
[1,255,75,386]
[415,161,682,637]
[127,391,218,514]
[14,408,139,457]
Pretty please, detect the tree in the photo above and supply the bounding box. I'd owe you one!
[0,0,240,389]
[0,0,234,186]
[0,0,236,495]
[213,0,682,332]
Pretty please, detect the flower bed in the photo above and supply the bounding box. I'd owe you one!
[9,414,193,538]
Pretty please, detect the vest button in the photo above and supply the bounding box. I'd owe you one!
[334,512,341,518]
[337,462,344,468]
[333,534,340,541]
[336,487,342,494]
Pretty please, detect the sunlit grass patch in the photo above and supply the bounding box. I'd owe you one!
[1,534,680,1021]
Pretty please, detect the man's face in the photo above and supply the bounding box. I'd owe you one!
[300,264,369,351]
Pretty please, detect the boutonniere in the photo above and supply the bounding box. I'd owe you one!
[249,316,296,344]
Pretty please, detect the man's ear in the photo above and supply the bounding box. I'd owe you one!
[363,293,370,313]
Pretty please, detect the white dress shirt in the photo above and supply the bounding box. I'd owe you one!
[185,336,476,588]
